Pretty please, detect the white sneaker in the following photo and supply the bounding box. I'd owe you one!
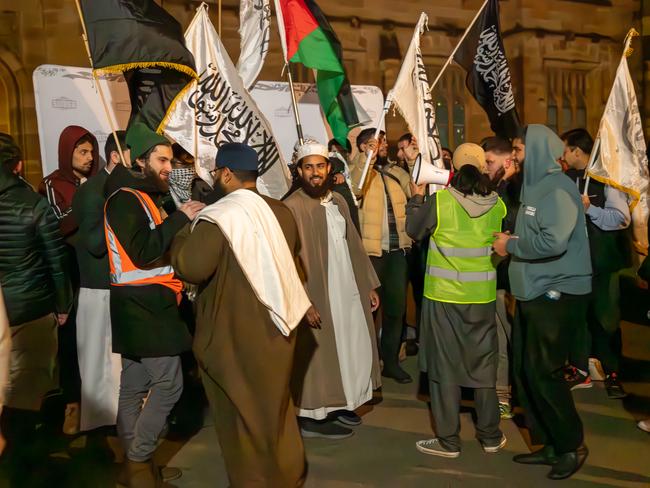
[637,419,650,433]
[416,438,460,458]
[481,434,507,453]
[589,358,606,381]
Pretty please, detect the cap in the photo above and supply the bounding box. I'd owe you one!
[452,143,486,172]
[215,143,258,171]
[295,141,329,163]
[126,122,169,160]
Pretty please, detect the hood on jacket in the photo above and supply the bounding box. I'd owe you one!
[448,187,499,218]
[57,125,99,182]
[521,125,564,202]
[104,162,166,199]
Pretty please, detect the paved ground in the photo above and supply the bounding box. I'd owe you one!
[1,321,647,487]
[165,321,650,488]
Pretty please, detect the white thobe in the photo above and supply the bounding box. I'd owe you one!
[298,198,374,419]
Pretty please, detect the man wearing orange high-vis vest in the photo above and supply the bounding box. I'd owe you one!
[406,149,506,460]
[103,123,204,487]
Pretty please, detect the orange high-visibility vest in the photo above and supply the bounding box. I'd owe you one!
[104,188,182,302]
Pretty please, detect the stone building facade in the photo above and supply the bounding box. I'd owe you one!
[0,0,645,185]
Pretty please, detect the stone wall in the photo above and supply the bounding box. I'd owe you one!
[0,0,643,185]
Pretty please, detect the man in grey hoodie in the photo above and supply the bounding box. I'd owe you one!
[493,125,592,480]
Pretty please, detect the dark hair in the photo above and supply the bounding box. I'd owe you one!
[74,133,95,149]
[0,132,22,172]
[442,147,453,156]
[514,125,528,143]
[141,141,172,162]
[560,128,594,154]
[451,164,492,196]
[356,128,385,151]
[230,168,259,183]
[481,136,512,155]
[398,133,413,145]
[104,131,127,163]
[328,138,351,153]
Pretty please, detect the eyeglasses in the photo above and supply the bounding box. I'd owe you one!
[209,167,222,179]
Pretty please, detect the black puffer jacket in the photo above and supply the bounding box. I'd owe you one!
[0,168,73,325]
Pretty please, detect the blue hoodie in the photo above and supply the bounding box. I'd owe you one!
[506,125,592,301]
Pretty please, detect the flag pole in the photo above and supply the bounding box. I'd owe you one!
[428,0,489,93]
[285,64,305,145]
[73,0,129,168]
[218,0,222,36]
[356,94,392,190]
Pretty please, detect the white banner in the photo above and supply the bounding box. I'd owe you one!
[390,13,444,170]
[589,37,649,255]
[164,5,289,199]
[237,0,271,89]
[32,67,383,185]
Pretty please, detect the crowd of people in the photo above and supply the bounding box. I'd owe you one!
[0,119,648,487]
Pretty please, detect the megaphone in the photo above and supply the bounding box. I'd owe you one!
[412,154,452,186]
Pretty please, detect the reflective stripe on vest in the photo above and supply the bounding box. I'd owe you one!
[424,189,506,304]
[104,188,182,299]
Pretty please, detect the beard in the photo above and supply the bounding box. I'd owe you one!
[144,164,169,193]
[299,174,333,199]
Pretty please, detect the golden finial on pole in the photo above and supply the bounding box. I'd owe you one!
[624,28,639,58]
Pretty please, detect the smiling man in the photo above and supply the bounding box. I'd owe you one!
[103,123,204,486]
[283,141,382,440]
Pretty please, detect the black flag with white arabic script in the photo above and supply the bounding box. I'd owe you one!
[454,0,521,139]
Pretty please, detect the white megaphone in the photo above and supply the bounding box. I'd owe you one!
[412,154,452,186]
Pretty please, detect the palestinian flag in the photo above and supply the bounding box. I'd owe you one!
[274,0,359,145]
[78,0,198,133]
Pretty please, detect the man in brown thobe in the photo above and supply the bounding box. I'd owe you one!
[284,141,382,440]
[171,143,308,488]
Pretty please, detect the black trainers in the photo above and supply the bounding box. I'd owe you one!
[298,418,354,440]
[331,410,362,426]
[565,367,593,390]
[605,373,627,399]
[416,438,460,458]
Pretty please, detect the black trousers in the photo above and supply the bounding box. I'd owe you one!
[513,294,587,454]
[570,272,622,374]
[406,241,427,333]
[371,250,408,372]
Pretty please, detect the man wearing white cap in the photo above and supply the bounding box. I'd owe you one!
[284,141,382,439]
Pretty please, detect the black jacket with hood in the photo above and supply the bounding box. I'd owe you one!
[0,167,73,325]
[104,164,192,357]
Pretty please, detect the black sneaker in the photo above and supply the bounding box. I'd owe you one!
[480,434,507,453]
[382,366,413,384]
[605,373,627,399]
[565,368,593,390]
[331,410,362,426]
[298,418,354,440]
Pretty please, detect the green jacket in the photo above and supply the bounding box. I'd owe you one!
[71,168,111,289]
[506,125,592,301]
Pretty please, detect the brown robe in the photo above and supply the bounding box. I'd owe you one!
[283,189,382,410]
[171,191,305,488]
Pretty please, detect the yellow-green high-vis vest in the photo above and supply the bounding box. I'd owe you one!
[424,189,506,304]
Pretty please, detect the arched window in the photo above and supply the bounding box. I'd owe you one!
[547,68,588,134]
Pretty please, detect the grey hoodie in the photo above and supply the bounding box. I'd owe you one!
[506,125,592,301]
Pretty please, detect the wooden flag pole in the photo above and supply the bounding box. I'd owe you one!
[73,0,129,167]
[428,0,489,93]
[218,0,222,36]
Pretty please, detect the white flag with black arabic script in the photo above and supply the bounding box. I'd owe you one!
[236,0,271,89]
[389,12,444,169]
[164,4,289,198]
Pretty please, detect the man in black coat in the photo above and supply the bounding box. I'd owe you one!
[104,123,204,486]
[0,133,73,485]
